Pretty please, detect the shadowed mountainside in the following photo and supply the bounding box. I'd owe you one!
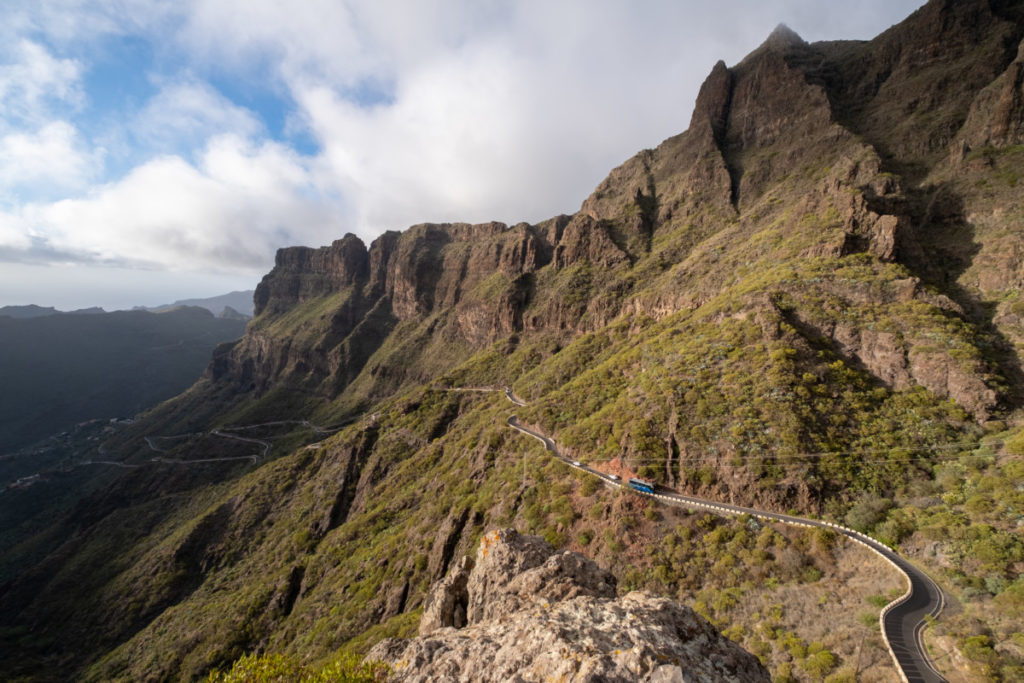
[3,1,1024,681]
[0,307,247,454]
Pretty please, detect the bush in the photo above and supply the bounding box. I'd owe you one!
[206,652,388,682]
[580,476,601,496]
[802,642,835,678]
[845,496,893,532]
[962,635,996,664]
[1004,430,1024,455]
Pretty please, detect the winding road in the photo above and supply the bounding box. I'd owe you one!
[504,407,947,683]
[6,417,354,492]
[144,432,262,464]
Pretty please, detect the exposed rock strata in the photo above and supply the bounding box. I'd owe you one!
[371,529,769,683]
[206,1,1019,421]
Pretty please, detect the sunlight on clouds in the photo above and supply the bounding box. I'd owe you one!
[297,42,534,232]
[0,39,82,122]
[0,121,100,196]
[131,80,265,154]
[6,134,339,272]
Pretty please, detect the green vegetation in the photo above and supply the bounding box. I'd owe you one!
[206,652,388,682]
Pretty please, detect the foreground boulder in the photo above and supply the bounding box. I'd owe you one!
[369,529,769,682]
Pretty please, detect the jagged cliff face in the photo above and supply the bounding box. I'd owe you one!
[206,0,1023,425]
[212,222,546,402]
[5,2,1024,681]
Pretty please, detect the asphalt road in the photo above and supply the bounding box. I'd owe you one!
[506,414,947,683]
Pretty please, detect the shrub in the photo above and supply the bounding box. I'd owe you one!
[802,642,835,678]
[962,635,996,664]
[1004,430,1024,456]
[845,496,893,532]
[206,652,388,682]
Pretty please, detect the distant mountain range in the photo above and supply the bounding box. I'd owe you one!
[139,290,255,318]
[0,304,106,318]
[0,290,255,320]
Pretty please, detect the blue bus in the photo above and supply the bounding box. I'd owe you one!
[628,477,655,494]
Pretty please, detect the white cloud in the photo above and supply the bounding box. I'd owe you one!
[179,0,365,83]
[0,121,100,196]
[2,134,338,272]
[0,39,82,123]
[0,212,33,251]
[132,80,265,153]
[191,0,929,238]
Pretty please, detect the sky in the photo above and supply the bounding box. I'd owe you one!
[0,0,926,311]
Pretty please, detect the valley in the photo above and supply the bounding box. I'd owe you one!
[2,1,1024,681]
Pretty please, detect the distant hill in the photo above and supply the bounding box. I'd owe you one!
[0,306,247,453]
[0,305,108,319]
[0,305,108,318]
[0,305,60,318]
[218,305,250,321]
[143,290,255,318]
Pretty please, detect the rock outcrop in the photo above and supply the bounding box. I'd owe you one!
[370,529,769,683]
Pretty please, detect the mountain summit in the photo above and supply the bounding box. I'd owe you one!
[761,23,806,50]
[3,1,1024,680]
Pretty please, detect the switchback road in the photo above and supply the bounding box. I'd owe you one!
[505,412,946,683]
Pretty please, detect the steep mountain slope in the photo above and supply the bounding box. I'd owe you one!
[3,1,1024,681]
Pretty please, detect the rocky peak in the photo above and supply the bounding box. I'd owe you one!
[817,0,1024,177]
[761,23,806,51]
[254,234,370,316]
[688,59,733,145]
[371,529,769,682]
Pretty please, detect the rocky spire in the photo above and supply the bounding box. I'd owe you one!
[370,529,770,682]
[762,23,805,50]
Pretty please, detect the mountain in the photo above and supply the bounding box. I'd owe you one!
[143,290,256,318]
[0,306,247,455]
[2,1,1024,681]
[0,305,61,318]
[0,304,107,318]
[218,305,250,321]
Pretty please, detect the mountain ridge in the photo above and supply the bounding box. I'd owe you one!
[142,290,256,318]
[3,1,1024,680]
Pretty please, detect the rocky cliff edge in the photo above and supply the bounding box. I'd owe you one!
[368,529,769,683]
